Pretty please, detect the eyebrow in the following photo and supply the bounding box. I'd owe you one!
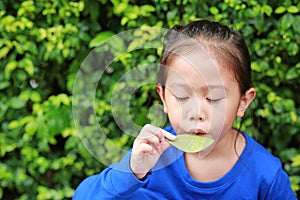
[168,82,226,91]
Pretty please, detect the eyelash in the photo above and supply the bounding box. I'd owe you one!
[206,98,222,103]
[175,97,189,102]
[174,94,223,103]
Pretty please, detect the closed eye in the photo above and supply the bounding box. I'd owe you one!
[206,98,223,103]
[175,96,189,102]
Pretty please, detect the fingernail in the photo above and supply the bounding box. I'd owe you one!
[170,134,176,140]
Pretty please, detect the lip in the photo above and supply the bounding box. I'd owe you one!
[187,129,207,136]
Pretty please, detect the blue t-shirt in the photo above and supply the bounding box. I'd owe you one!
[73,126,297,200]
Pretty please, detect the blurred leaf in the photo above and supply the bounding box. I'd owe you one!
[292,154,300,167]
[210,7,219,15]
[292,16,300,33]
[20,58,34,76]
[4,61,18,80]
[279,13,294,30]
[0,46,10,59]
[275,6,286,14]
[287,43,299,56]
[140,5,156,16]
[287,5,299,13]
[113,2,128,15]
[254,12,265,32]
[262,5,272,16]
[89,31,115,48]
[0,81,10,90]
[9,97,27,109]
[286,66,300,80]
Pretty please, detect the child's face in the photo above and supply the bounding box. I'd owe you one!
[157,50,249,143]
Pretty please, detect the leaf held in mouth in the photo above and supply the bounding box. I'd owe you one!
[166,134,214,153]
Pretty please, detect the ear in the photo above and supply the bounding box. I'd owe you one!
[156,83,168,113]
[237,87,256,118]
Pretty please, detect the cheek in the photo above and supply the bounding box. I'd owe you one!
[210,100,240,137]
[214,97,239,119]
[168,113,182,132]
[165,98,183,130]
[209,104,227,130]
[210,100,237,129]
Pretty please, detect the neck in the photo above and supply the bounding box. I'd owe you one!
[184,129,246,182]
[210,129,243,158]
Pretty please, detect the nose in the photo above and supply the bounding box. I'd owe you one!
[187,101,206,121]
[188,111,205,121]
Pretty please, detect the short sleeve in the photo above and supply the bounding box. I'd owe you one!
[265,167,297,200]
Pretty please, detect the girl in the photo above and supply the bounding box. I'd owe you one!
[73,20,296,199]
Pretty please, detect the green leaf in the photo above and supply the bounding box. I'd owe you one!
[0,46,10,59]
[291,154,300,167]
[287,5,299,13]
[89,31,115,48]
[279,13,294,30]
[262,5,272,16]
[9,97,27,109]
[4,61,18,79]
[1,15,15,26]
[286,67,300,80]
[166,134,214,153]
[210,7,219,15]
[275,6,286,14]
[113,2,128,15]
[266,69,277,77]
[287,43,299,56]
[108,35,126,53]
[20,58,34,76]
[140,5,156,15]
[254,12,265,32]
[292,16,300,33]
[0,81,10,90]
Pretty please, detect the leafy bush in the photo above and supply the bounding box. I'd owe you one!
[0,0,299,199]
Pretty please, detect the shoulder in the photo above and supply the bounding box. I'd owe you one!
[243,132,283,174]
[241,132,296,199]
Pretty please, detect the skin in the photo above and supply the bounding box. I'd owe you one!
[130,49,256,181]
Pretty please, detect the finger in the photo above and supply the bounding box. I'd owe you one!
[161,129,176,141]
[140,124,176,141]
[132,139,153,154]
[135,134,161,150]
[138,143,154,153]
[137,124,176,150]
[138,125,162,143]
[147,134,162,150]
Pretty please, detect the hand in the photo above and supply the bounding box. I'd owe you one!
[130,124,176,179]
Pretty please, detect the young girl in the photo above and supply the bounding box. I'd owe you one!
[73,20,296,199]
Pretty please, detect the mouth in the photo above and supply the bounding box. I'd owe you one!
[186,129,208,136]
[195,132,207,136]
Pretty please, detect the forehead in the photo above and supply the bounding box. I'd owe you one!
[165,50,228,89]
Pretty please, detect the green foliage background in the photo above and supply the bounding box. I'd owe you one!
[0,0,299,199]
